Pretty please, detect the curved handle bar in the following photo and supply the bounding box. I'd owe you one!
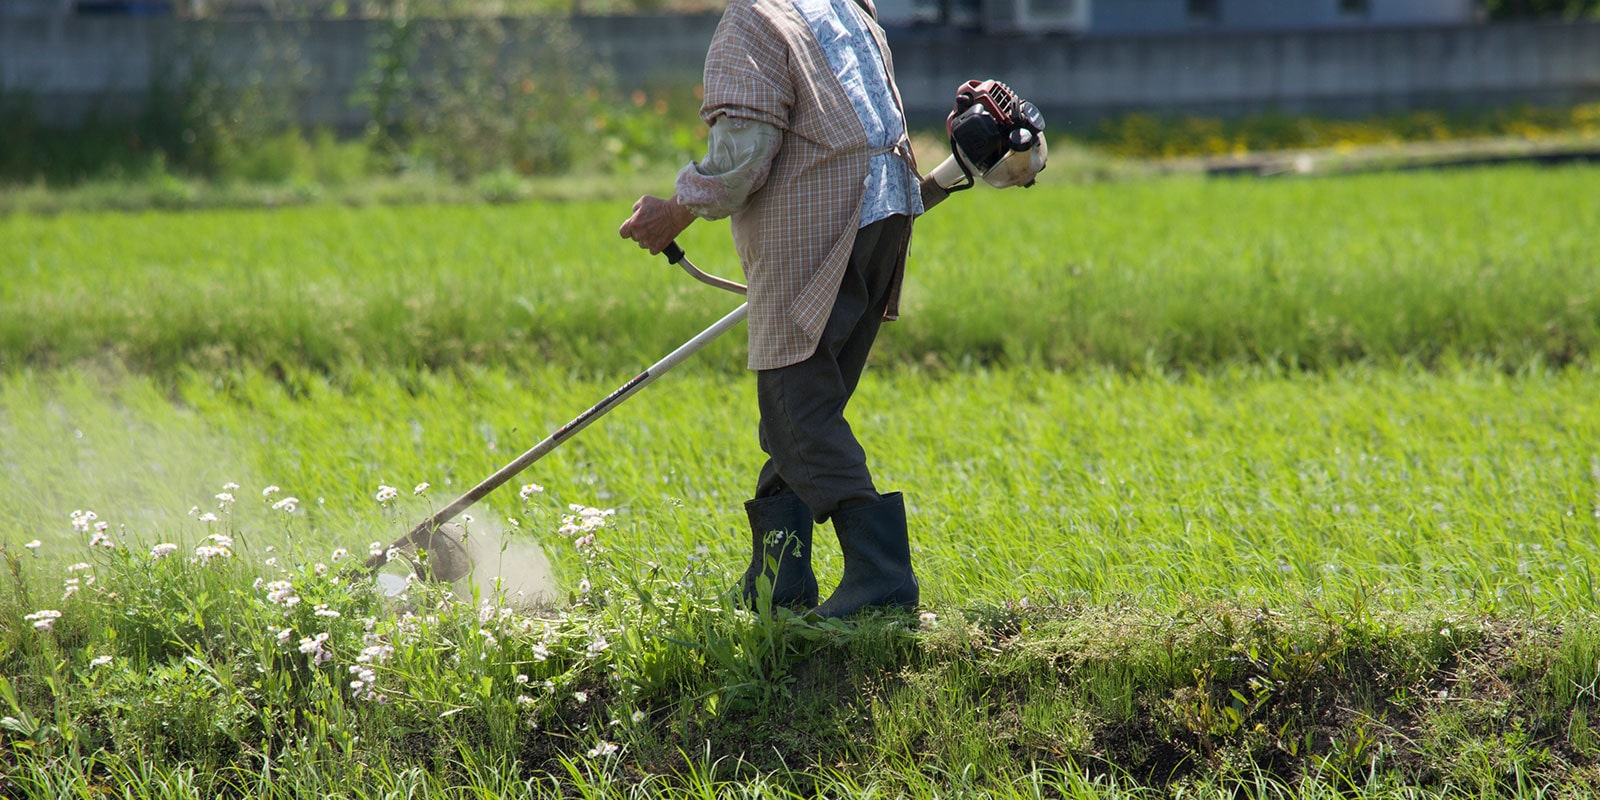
[661,241,747,296]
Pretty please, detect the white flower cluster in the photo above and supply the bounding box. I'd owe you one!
[519,483,545,501]
[263,580,301,608]
[192,533,234,564]
[374,484,399,503]
[298,632,332,666]
[70,509,98,533]
[272,496,300,513]
[560,504,614,551]
[24,609,61,632]
[150,542,179,560]
[348,664,379,695]
[356,642,394,665]
[62,563,93,600]
[74,510,116,548]
[193,546,230,563]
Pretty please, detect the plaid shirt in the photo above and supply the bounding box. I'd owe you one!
[701,0,919,370]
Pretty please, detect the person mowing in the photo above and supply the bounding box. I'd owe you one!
[619,0,940,618]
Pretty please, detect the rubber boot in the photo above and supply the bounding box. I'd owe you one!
[810,492,919,619]
[739,493,819,611]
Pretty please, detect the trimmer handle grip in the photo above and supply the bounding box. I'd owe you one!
[663,242,686,265]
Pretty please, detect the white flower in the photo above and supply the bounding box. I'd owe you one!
[314,604,341,619]
[516,694,536,707]
[150,543,178,560]
[918,611,938,632]
[222,482,240,491]
[93,520,109,533]
[298,632,332,666]
[369,541,386,558]
[357,643,394,664]
[24,540,41,551]
[62,578,80,600]
[197,512,219,524]
[1440,628,1452,637]
[573,691,589,704]
[631,710,646,724]
[89,530,115,548]
[413,482,430,496]
[208,533,234,549]
[67,562,92,573]
[519,483,544,500]
[272,496,299,513]
[90,655,113,668]
[587,741,618,758]
[375,485,399,503]
[558,504,614,536]
[264,580,300,607]
[215,492,235,506]
[263,485,281,498]
[192,544,231,563]
[331,548,349,563]
[24,609,61,632]
[70,510,98,533]
[586,633,609,659]
[577,578,591,594]
[275,626,295,645]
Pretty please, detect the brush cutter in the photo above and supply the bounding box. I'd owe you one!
[366,78,1049,590]
[364,247,748,589]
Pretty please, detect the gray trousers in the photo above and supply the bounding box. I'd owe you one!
[754,214,911,523]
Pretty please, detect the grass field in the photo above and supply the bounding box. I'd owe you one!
[4,166,1600,797]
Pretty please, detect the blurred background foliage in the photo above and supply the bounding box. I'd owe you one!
[2,0,1598,192]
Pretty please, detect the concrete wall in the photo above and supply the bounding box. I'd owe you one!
[1086,0,1477,35]
[4,15,1599,132]
[888,20,1600,127]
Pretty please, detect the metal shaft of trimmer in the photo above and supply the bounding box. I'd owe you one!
[364,245,745,573]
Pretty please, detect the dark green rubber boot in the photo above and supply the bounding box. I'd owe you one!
[810,492,919,619]
[739,493,819,611]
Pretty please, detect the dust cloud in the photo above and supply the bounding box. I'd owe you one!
[463,526,559,608]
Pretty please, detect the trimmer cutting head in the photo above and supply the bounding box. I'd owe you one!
[377,522,473,594]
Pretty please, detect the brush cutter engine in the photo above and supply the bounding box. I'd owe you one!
[928,79,1049,192]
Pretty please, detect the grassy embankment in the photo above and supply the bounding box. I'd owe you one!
[3,167,1600,797]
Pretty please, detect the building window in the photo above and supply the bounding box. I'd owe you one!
[1339,0,1370,16]
[1188,0,1219,23]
